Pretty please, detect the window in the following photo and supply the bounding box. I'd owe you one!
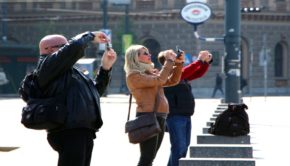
[78,2,93,10]
[276,0,287,11]
[274,42,288,77]
[136,0,155,10]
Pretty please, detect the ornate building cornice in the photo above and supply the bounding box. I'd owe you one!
[2,10,290,23]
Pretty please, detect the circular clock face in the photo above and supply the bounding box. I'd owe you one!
[180,2,212,25]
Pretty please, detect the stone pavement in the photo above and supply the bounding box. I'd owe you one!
[0,95,289,166]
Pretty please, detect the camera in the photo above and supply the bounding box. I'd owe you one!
[175,45,183,58]
[106,43,112,51]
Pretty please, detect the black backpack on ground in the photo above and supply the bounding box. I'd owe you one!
[208,103,250,137]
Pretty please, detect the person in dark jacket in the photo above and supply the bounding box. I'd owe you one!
[159,50,212,166]
[35,31,117,166]
[212,73,224,98]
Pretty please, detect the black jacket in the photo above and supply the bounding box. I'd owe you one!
[35,32,111,132]
[164,80,195,117]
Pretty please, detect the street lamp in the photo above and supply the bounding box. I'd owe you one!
[181,1,242,103]
[223,0,241,103]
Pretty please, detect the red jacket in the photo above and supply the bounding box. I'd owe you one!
[163,60,210,116]
[181,60,209,81]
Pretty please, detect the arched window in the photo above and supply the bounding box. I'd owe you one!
[274,42,288,77]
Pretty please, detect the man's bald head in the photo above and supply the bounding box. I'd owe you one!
[39,34,68,55]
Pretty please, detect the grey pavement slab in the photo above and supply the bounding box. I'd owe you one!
[203,127,210,134]
[197,135,251,144]
[212,113,219,117]
[206,121,215,126]
[179,158,256,166]
[214,110,223,113]
[189,144,253,158]
[0,95,290,166]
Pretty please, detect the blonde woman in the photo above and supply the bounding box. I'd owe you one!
[124,45,184,166]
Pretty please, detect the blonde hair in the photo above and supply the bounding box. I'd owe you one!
[124,45,154,74]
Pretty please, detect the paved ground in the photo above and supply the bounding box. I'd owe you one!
[0,95,289,166]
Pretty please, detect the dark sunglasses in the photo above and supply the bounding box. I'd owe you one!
[45,44,65,50]
[143,52,150,55]
[139,51,150,56]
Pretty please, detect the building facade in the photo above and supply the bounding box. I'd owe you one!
[1,0,289,97]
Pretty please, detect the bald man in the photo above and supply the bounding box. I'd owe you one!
[34,31,117,166]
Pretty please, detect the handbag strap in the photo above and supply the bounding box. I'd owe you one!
[127,94,132,121]
[127,87,160,121]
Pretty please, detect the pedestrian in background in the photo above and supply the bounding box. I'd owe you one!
[36,31,117,166]
[159,50,212,166]
[241,77,248,91]
[212,73,224,98]
[124,45,184,166]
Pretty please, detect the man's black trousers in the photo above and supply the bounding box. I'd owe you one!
[47,128,96,166]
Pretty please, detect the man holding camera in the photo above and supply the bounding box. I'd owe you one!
[159,50,212,166]
[36,31,117,166]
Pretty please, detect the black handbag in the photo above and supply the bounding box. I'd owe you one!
[125,90,161,144]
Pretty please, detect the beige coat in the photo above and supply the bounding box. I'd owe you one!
[126,60,183,114]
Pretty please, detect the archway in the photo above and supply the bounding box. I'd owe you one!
[274,42,288,78]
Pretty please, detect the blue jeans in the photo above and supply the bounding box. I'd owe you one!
[166,115,191,166]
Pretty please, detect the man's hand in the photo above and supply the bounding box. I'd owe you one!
[163,50,176,62]
[101,48,117,70]
[92,31,110,44]
[198,50,212,63]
